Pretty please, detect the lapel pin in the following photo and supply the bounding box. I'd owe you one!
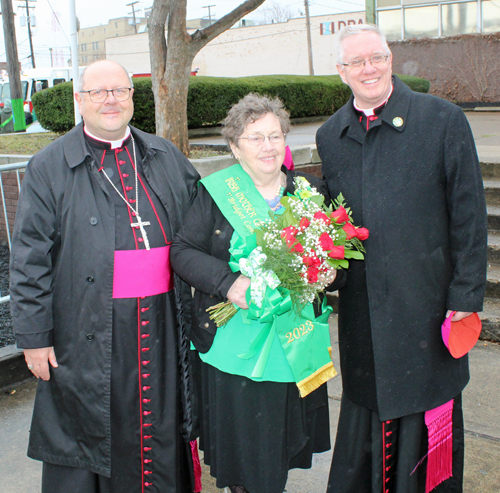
[393,117,404,127]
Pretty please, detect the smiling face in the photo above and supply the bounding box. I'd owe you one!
[230,112,286,184]
[75,60,134,141]
[337,32,393,110]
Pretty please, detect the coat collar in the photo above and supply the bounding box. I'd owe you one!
[337,75,412,143]
[62,122,167,169]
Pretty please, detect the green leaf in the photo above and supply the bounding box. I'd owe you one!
[310,195,324,207]
[326,258,350,269]
[344,250,365,260]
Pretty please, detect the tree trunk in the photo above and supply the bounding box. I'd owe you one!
[149,0,267,156]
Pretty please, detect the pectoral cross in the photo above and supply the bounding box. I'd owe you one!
[131,214,151,250]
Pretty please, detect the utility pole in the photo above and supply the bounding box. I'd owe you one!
[127,1,140,34]
[1,0,26,131]
[203,5,216,25]
[17,0,37,68]
[304,0,314,75]
[49,47,53,67]
[69,0,81,125]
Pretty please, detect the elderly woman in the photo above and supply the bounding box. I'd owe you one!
[171,93,334,493]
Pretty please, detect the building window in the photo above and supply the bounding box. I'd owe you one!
[404,5,439,38]
[104,27,106,33]
[482,0,500,33]
[442,2,478,36]
[92,42,99,50]
[115,22,118,28]
[378,9,402,40]
[81,43,87,51]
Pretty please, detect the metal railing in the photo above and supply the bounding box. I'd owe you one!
[1,161,28,305]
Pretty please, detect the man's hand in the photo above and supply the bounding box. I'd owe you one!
[446,311,473,322]
[226,274,251,310]
[24,347,58,381]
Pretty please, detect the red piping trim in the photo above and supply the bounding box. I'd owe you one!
[125,146,169,245]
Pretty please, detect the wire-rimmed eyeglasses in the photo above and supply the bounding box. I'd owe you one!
[79,87,132,103]
[238,133,286,147]
[341,55,390,69]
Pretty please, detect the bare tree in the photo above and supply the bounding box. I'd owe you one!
[148,0,266,156]
[254,1,293,25]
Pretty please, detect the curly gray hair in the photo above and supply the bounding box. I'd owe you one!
[335,24,391,65]
[222,93,291,146]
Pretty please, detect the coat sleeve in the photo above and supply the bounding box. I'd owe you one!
[444,106,488,312]
[170,184,239,300]
[10,161,57,349]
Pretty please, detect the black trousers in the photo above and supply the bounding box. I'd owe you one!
[327,394,464,493]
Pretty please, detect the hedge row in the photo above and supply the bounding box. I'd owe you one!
[33,74,430,134]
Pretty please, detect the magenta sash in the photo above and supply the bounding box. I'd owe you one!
[113,246,173,299]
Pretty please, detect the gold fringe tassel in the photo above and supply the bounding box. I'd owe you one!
[297,361,337,398]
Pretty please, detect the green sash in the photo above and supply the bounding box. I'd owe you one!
[201,164,336,397]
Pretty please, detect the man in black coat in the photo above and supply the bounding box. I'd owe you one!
[317,25,487,493]
[10,60,199,492]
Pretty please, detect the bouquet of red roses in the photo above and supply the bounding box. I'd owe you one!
[208,176,369,326]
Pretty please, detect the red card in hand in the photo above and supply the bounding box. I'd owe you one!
[441,311,482,359]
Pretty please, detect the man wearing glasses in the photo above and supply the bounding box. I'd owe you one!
[317,25,487,492]
[10,60,199,492]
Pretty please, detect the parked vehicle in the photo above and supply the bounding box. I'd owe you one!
[0,68,79,118]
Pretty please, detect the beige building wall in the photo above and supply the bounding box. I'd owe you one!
[106,13,365,77]
[79,17,147,66]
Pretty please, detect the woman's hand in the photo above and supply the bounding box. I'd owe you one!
[227,275,251,309]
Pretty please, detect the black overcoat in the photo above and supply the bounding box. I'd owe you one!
[10,123,199,475]
[317,76,487,420]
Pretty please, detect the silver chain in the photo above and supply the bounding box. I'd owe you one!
[99,135,140,217]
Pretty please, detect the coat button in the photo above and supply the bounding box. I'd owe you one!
[215,229,221,236]
[204,322,210,328]
[86,276,94,284]
[89,217,98,225]
[86,333,94,341]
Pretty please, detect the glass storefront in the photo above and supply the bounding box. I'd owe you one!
[482,0,500,32]
[376,0,499,39]
[404,5,439,37]
[378,9,403,39]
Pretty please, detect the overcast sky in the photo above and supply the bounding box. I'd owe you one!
[1,0,364,69]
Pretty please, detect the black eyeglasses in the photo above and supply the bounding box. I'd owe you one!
[79,87,132,103]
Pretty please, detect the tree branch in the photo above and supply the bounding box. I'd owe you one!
[189,0,266,54]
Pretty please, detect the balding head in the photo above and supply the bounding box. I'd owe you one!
[77,60,133,92]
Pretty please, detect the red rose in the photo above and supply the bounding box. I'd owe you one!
[331,206,349,224]
[328,245,345,259]
[307,266,319,284]
[281,226,298,246]
[291,242,304,253]
[355,227,369,240]
[319,232,335,251]
[314,211,331,225]
[343,223,369,240]
[299,217,310,229]
[342,223,357,240]
[303,255,321,268]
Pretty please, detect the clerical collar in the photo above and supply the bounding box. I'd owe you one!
[353,83,394,116]
[84,126,131,149]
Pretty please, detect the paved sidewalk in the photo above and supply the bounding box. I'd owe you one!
[190,111,500,166]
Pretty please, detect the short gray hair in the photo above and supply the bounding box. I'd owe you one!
[77,60,134,92]
[335,24,391,65]
[222,93,291,146]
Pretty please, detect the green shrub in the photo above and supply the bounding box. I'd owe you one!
[32,74,430,134]
[32,81,75,134]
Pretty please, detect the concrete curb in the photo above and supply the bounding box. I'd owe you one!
[0,345,31,390]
